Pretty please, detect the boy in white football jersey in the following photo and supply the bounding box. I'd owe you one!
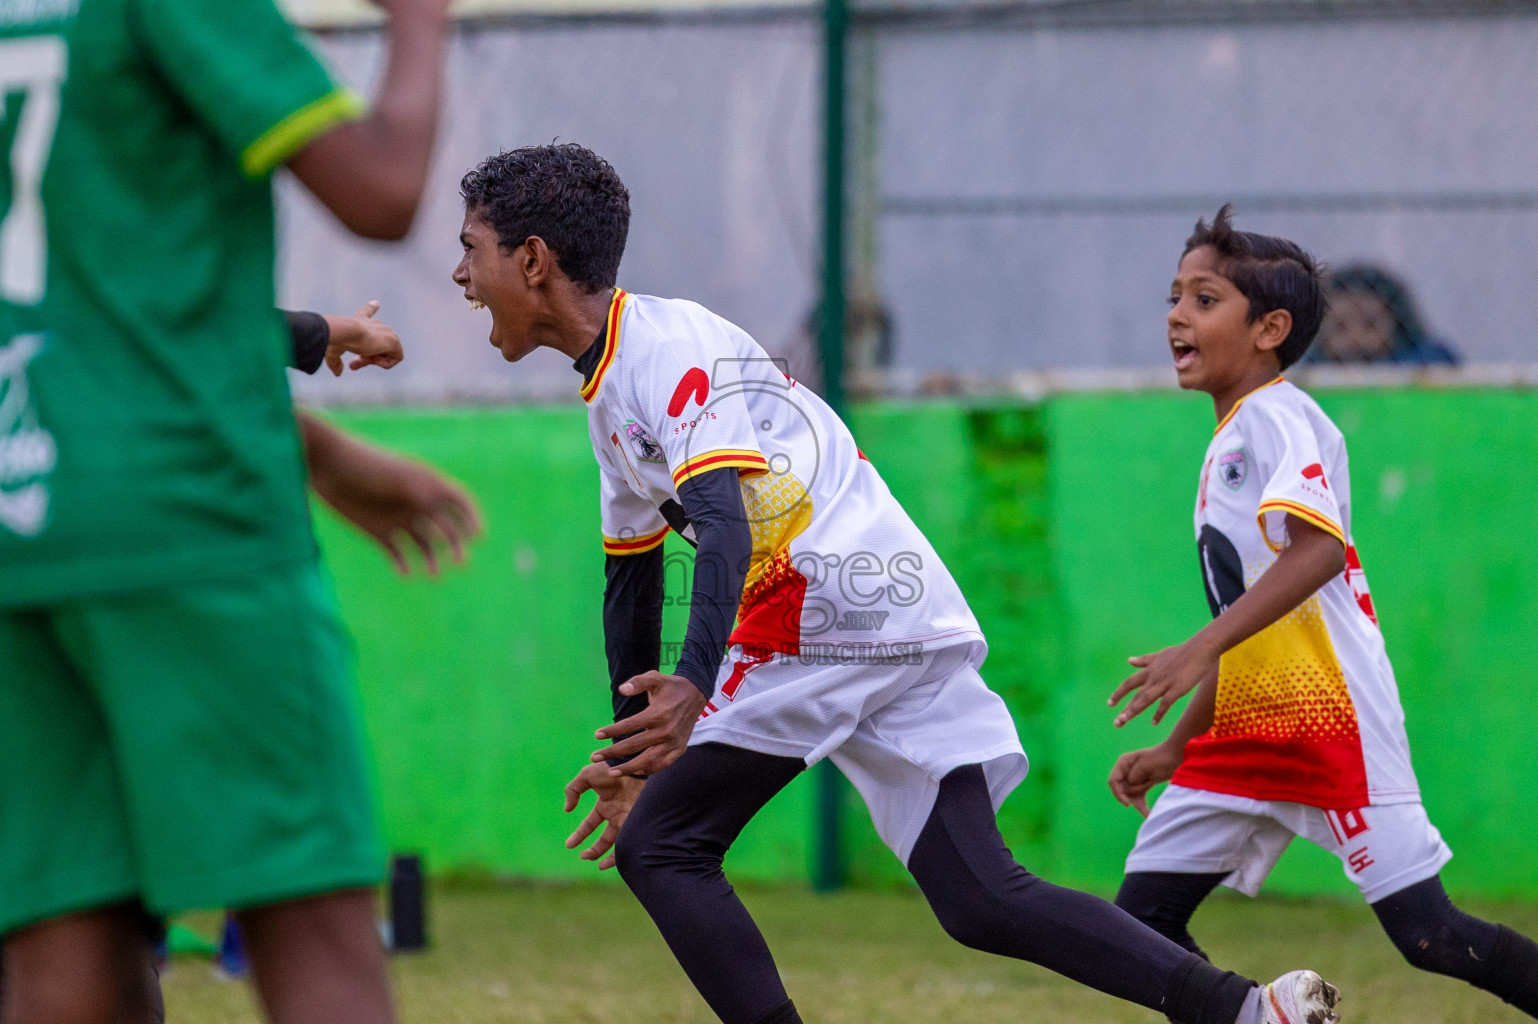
[453,145,1338,1024]
[1108,206,1538,1018]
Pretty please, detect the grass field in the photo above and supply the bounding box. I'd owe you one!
[161,881,1536,1023]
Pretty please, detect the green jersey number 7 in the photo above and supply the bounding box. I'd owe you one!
[1,35,67,309]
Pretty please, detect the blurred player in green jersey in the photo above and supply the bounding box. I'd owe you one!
[0,1,451,1022]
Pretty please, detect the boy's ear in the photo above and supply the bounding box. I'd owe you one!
[1253,308,1293,353]
[522,235,553,287]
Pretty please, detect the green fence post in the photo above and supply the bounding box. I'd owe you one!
[819,0,847,416]
[813,0,849,894]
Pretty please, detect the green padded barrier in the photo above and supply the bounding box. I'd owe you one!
[314,389,1538,898]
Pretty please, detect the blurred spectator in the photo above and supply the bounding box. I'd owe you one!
[785,295,895,395]
[1311,264,1459,366]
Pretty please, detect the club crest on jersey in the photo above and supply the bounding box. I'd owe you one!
[1218,448,1247,491]
[0,332,56,538]
[624,421,666,464]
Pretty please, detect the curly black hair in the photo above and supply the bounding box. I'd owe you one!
[460,143,630,293]
[1183,204,1325,370]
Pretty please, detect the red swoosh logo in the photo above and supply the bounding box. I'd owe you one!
[668,367,709,417]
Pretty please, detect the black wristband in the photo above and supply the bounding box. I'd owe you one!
[284,309,330,375]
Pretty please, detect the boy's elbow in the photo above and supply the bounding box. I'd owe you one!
[292,141,425,240]
[1322,537,1347,577]
[341,190,421,240]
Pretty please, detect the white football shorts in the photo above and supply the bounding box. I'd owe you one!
[1126,783,1453,904]
[690,641,1028,865]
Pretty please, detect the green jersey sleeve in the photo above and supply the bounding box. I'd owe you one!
[131,0,365,178]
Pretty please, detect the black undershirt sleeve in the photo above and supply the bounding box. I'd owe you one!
[284,310,330,375]
[603,545,664,723]
[673,466,753,699]
[598,466,751,712]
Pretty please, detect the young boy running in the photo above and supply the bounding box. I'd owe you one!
[1107,206,1538,1018]
[453,143,1340,1024]
[0,0,450,1021]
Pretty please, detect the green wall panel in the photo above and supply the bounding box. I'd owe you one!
[314,389,1538,899]
[1043,389,1538,899]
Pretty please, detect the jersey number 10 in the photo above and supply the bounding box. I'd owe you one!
[0,36,66,309]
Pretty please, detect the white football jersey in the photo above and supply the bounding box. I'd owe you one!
[585,290,985,667]
[1172,378,1420,809]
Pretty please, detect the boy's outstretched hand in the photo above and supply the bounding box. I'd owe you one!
[1109,641,1219,728]
[590,672,709,778]
[564,763,646,870]
[323,300,404,376]
[299,413,482,574]
[1110,515,1345,730]
[1108,742,1184,817]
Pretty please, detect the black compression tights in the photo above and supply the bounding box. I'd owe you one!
[1373,877,1538,1017]
[1118,870,1538,1019]
[615,744,1254,1024]
[1115,871,1229,961]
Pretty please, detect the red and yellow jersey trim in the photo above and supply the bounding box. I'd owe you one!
[580,289,628,404]
[602,524,670,556]
[1257,498,1345,548]
[672,449,768,488]
[1213,376,1285,436]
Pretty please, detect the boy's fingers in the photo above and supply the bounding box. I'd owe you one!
[579,822,620,861]
[598,854,617,870]
[381,534,409,575]
[1127,653,1152,667]
[618,673,661,697]
[565,809,603,849]
[599,707,657,740]
[563,772,593,812]
[591,731,657,764]
[1126,688,1158,716]
[431,510,467,564]
[1108,670,1146,707]
[406,521,440,576]
[565,808,602,848]
[610,746,670,779]
[608,752,652,778]
[1133,792,1151,818]
[435,489,482,539]
[1152,693,1180,725]
[592,723,654,756]
[624,743,684,778]
[451,493,484,537]
[1114,692,1156,727]
[353,300,380,319]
